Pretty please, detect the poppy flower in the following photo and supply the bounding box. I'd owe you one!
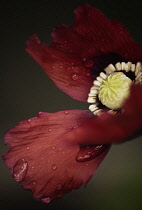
[3,4,142,204]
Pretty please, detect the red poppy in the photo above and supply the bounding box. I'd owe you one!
[3,4,142,203]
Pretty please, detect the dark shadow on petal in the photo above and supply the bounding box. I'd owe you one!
[89,53,126,76]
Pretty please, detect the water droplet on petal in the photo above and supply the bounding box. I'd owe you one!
[48,128,51,132]
[26,147,30,150]
[52,146,56,150]
[27,119,31,122]
[38,112,42,115]
[76,145,110,162]
[64,111,68,115]
[31,166,35,169]
[52,164,57,170]
[71,73,79,81]
[74,67,79,73]
[57,184,62,190]
[12,159,28,182]
[87,72,91,77]
[84,60,94,68]
[41,196,51,204]
[57,193,63,198]
[33,181,36,185]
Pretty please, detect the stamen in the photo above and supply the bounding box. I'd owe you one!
[96,76,104,82]
[89,104,98,112]
[87,97,97,103]
[121,62,126,71]
[90,89,98,95]
[115,62,121,71]
[93,109,102,115]
[135,71,142,83]
[104,64,116,75]
[99,72,132,110]
[125,62,132,72]
[90,86,99,91]
[88,61,142,115]
[100,72,107,80]
[131,64,136,72]
[88,93,96,97]
[93,80,101,86]
[135,62,142,76]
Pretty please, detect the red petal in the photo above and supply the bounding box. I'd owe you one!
[26,34,94,102]
[67,85,142,145]
[3,110,109,203]
[51,24,91,58]
[26,5,142,102]
[72,4,142,61]
[76,144,111,162]
[111,20,142,61]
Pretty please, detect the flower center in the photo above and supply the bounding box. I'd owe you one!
[98,72,132,110]
[88,62,142,115]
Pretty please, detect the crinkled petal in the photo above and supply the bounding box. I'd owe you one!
[26,5,142,102]
[72,4,142,61]
[67,85,142,145]
[110,20,142,61]
[3,110,109,203]
[26,34,94,102]
[51,24,91,58]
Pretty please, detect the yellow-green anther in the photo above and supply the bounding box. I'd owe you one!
[98,72,132,110]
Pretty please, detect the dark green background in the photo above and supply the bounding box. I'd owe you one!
[1,0,142,209]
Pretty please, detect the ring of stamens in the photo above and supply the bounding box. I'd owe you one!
[88,62,142,115]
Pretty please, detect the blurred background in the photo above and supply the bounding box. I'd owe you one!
[1,0,142,209]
